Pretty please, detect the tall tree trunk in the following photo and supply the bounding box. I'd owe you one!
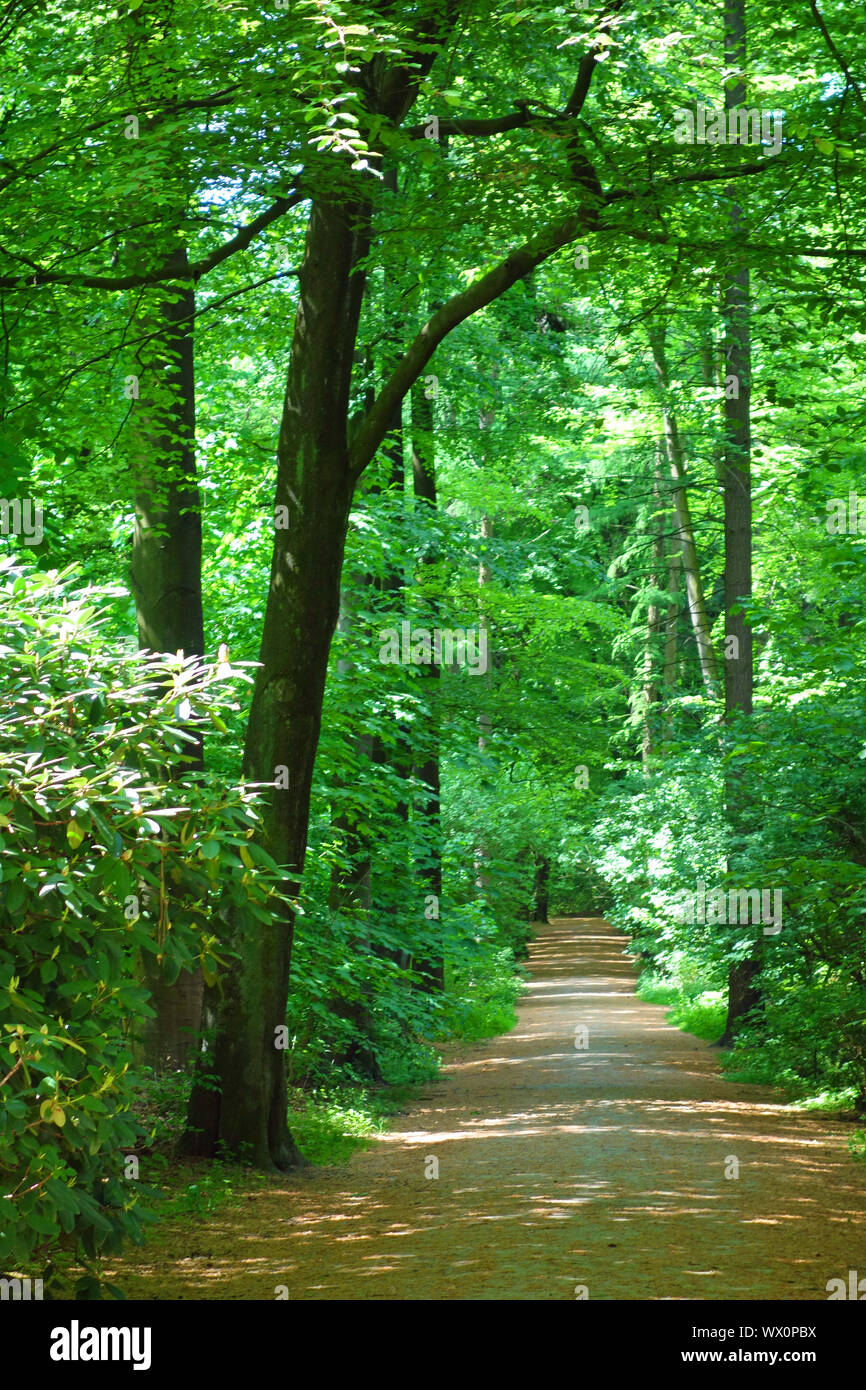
[663,541,681,738]
[129,251,202,673]
[703,330,727,488]
[648,325,720,699]
[370,385,412,967]
[641,448,666,764]
[719,0,759,1045]
[182,197,368,1169]
[179,17,611,1166]
[410,375,444,989]
[121,4,206,1074]
[326,590,382,1080]
[367,192,415,972]
[475,514,494,893]
[532,854,551,923]
[127,252,206,1073]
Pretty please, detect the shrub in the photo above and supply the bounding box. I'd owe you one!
[0,558,285,1294]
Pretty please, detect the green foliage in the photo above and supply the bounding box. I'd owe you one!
[0,559,285,1290]
[438,942,523,1043]
[587,693,866,1102]
[2,0,866,1271]
[287,1088,393,1167]
[637,978,727,1043]
[848,1131,866,1166]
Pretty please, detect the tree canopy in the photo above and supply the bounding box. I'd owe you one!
[1,0,866,1308]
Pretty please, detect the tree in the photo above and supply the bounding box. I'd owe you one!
[718,0,759,1046]
[183,0,790,1167]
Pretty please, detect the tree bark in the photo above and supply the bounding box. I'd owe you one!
[121,5,206,1074]
[649,325,720,700]
[369,342,413,969]
[719,0,759,1046]
[326,587,382,1081]
[126,245,204,1076]
[410,375,444,990]
[641,448,666,764]
[475,514,494,893]
[663,542,681,738]
[183,197,367,1168]
[663,562,680,690]
[181,18,613,1166]
[128,251,203,675]
[532,855,551,923]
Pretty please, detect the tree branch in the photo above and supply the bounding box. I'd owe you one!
[599,225,866,261]
[348,128,852,483]
[0,190,306,291]
[403,0,628,141]
[605,152,789,203]
[808,0,866,113]
[404,106,540,139]
[564,0,627,118]
[0,86,243,195]
[348,210,591,477]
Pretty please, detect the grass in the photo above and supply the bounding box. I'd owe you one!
[288,1083,415,1165]
[725,1052,864,1112]
[288,967,526,1165]
[633,983,866,1126]
[848,1129,866,1165]
[636,976,727,1043]
[125,944,526,1175]
[155,1157,270,1219]
[435,947,525,1043]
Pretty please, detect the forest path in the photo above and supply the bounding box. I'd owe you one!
[114,918,865,1300]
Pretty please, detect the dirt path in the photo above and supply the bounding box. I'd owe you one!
[113,917,866,1300]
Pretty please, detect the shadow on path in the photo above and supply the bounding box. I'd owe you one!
[112,917,866,1300]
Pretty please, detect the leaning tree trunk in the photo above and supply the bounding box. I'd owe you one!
[182,197,369,1169]
[718,0,760,1046]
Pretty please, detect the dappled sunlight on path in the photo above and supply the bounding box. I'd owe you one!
[111,918,865,1300]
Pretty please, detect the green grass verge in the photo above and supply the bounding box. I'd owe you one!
[635,979,866,1126]
[636,977,727,1043]
[288,1084,414,1166]
[288,961,525,1165]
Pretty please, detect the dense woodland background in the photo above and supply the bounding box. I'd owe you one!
[1,0,866,1297]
